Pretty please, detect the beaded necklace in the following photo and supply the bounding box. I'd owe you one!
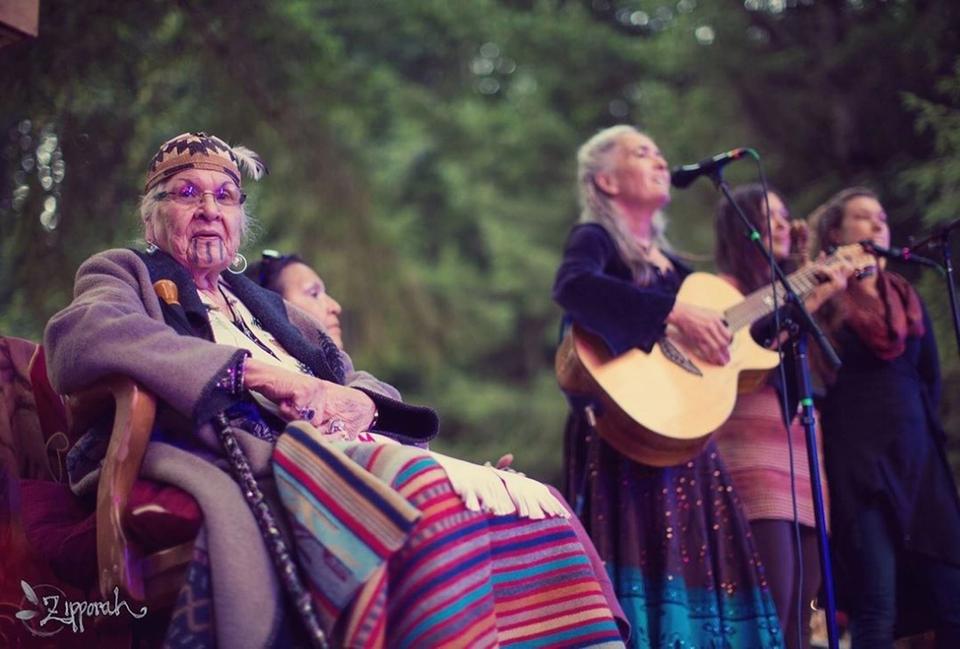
[212,283,280,361]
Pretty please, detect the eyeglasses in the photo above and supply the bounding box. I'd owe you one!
[157,182,247,207]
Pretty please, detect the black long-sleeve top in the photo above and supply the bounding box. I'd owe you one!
[553,223,689,355]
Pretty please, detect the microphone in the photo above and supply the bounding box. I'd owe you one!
[670,148,754,189]
[860,241,942,271]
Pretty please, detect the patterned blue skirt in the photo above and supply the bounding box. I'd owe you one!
[564,417,782,648]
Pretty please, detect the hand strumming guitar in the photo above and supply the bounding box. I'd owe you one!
[666,302,732,366]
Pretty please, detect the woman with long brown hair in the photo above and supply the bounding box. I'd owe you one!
[712,183,850,648]
[811,187,960,649]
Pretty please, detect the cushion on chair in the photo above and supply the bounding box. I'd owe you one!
[19,478,97,589]
[123,478,203,553]
[19,477,203,590]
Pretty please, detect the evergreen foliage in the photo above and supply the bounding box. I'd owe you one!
[2,0,958,484]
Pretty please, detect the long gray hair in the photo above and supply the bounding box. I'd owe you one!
[576,125,671,285]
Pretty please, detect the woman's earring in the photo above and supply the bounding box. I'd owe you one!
[145,241,159,254]
[228,252,248,274]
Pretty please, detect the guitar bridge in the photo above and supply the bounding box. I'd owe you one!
[658,338,703,376]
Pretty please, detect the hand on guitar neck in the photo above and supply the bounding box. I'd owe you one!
[801,254,856,313]
[665,303,733,366]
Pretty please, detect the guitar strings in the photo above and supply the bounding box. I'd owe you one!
[725,246,871,331]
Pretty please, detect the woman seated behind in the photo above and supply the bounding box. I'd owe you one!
[252,250,345,350]
[44,132,626,648]
[249,250,403,401]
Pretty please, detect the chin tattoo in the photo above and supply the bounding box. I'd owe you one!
[188,239,228,265]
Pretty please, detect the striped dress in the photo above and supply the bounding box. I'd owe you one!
[713,385,828,527]
[710,272,828,529]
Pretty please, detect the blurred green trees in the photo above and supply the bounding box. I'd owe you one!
[2,0,959,485]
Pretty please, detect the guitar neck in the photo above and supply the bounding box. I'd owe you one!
[724,264,823,332]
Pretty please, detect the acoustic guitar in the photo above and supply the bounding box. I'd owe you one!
[555,243,874,467]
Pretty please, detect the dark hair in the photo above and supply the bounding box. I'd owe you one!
[714,183,794,293]
[809,186,879,256]
[246,250,305,294]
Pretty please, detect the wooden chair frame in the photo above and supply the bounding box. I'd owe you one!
[66,378,194,607]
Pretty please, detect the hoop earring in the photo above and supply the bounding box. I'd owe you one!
[145,241,159,254]
[228,252,248,274]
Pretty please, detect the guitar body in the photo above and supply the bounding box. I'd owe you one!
[556,272,780,467]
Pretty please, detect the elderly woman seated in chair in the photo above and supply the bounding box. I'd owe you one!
[44,132,626,649]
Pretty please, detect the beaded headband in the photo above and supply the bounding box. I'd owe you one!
[144,131,267,192]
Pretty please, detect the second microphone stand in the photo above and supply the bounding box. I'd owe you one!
[711,169,841,649]
[909,217,960,357]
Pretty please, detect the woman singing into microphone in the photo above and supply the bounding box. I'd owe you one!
[811,187,960,649]
[554,126,782,648]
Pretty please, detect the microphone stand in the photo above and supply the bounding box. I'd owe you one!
[909,217,960,357]
[709,168,841,649]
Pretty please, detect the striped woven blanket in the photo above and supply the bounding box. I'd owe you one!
[274,422,624,648]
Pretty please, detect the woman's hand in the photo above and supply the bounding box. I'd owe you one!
[666,303,732,366]
[789,219,811,261]
[244,359,329,424]
[804,256,855,313]
[243,359,375,438]
[319,382,377,440]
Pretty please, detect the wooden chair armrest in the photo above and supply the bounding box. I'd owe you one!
[65,377,157,603]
